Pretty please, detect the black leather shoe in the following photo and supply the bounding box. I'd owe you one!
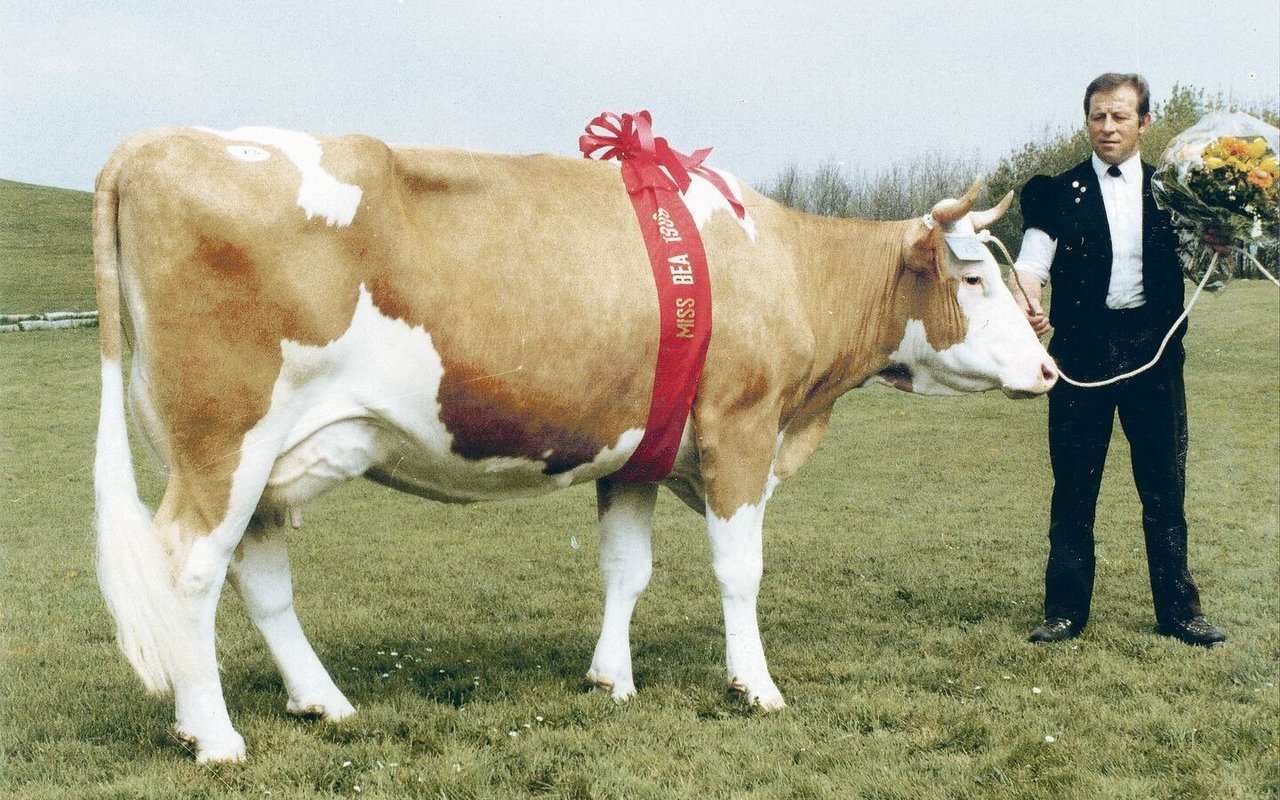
[1158,616,1227,647]
[1028,617,1079,643]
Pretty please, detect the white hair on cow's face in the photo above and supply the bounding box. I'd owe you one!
[889,215,1055,397]
[878,187,1057,398]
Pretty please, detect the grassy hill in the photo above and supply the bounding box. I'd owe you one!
[0,178,94,313]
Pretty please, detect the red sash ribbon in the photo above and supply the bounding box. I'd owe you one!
[580,111,743,482]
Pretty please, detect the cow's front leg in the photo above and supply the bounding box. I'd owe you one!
[587,479,658,701]
[228,517,355,722]
[706,486,785,710]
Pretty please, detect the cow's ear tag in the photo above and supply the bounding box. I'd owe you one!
[944,234,987,262]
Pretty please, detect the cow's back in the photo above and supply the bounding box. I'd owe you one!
[111,127,794,500]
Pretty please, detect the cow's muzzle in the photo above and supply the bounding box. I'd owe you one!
[1002,358,1059,398]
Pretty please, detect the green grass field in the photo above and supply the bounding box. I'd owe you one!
[1,182,1277,798]
[0,180,95,313]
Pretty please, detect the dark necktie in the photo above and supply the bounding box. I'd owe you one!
[1107,164,1122,178]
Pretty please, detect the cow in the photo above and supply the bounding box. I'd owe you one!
[92,125,1057,762]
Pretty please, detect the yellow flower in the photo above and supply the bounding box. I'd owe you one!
[1259,156,1278,175]
[1246,138,1269,160]
[1203,155,1226,170]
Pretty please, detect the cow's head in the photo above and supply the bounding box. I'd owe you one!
[877,179,1057,398]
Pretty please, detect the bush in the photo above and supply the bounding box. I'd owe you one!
[757,152,986,221]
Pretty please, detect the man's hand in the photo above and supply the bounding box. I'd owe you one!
[1008,268,1051,337]
[1201,228,1233,256]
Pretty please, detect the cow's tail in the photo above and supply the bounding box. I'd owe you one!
[92,138,188,695]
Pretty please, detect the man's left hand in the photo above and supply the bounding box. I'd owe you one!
[1202,228,1233,255]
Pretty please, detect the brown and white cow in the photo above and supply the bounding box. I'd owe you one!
[93,125,1056,761]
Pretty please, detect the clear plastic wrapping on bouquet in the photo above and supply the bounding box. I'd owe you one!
[1152,111,1279,285]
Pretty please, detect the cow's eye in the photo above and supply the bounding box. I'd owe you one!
[962,274,983,288]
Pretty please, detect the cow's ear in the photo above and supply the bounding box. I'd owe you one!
[903,220,941,275]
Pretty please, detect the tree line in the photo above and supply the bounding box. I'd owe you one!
[757,84,1279,279]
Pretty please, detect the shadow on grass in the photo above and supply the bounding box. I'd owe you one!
[221,621,732,716]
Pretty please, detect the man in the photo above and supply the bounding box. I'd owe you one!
[1008,73,1226,647]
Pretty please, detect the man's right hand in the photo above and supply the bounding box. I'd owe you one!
[1023,297,1051,337]
[1008,268,1051,337]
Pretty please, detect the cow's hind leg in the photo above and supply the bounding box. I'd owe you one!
[161,428,289,762]
[587,479,657,701]
[161,501,252,762]
[228,517,356,721]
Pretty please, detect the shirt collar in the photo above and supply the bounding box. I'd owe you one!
[1092,152,1142,182]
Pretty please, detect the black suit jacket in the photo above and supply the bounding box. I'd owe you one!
[1021,159,1185,377]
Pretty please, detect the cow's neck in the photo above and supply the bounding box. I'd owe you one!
[791,213,916,405]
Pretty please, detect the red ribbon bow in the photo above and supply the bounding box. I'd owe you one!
[579,110,745,220]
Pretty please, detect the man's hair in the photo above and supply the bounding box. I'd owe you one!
[1083,73,1151,117]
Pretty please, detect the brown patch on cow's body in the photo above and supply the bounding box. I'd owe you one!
[436,360,611,475]
[358,149,666,475]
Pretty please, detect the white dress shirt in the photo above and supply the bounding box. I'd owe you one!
[1014,152,1146,309]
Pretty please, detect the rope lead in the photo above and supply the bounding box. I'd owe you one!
[978,232,1227,389]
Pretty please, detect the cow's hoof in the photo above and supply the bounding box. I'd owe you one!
[586,670,636,702]
[287,696,356,721]
[728,677,787,711]
[175,727,247,763]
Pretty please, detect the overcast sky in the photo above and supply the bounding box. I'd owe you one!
[2,0,1277,192]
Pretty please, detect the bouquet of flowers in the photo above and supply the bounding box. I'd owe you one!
[1152,111,1279,286]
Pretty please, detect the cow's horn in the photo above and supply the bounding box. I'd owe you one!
[929,177,984,226]
[968,190,1014,232]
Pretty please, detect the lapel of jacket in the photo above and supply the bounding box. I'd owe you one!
[1061,159,1110,266]
[1074,159,1108,235]
[1139,159,1179,305]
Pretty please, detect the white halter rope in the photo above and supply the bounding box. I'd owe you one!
[977,230,1278,389]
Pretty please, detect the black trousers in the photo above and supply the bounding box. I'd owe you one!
[1045,319,1203,630]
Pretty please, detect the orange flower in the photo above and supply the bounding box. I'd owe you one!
[1246,168,1274,189]
[1220,136,1251,159]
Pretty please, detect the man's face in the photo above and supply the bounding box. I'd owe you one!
[1087,85,1151,164]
